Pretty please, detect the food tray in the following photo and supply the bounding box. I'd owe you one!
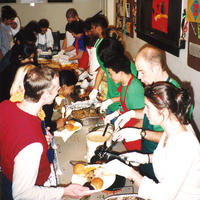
[80,116,101,126]
[67,100,96,110]
[105,194,145,200]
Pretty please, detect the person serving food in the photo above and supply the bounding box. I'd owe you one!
[104,82,200,200]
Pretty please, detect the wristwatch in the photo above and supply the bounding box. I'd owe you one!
[140,129,146,139]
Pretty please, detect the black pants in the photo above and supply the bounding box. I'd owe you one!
[1,173,13,200]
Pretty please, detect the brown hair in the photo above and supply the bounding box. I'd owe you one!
[66,8,78,19]
[24,67,59,102]
[145,81,192,125]
[137,44,168,70]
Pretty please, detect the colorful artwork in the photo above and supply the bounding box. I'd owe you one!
[115,0,134,38]
[152,0,169,33]
[187,0,200,22]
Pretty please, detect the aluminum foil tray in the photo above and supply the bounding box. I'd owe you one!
[67,100,101,111]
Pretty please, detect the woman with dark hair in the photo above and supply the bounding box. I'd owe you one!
[24,20,39,35]
[105,81,200,200]
[36,18,54,51]
[64,20,89,70]
[0,29,37,102]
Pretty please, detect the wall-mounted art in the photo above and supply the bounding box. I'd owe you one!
[0,0,16,2]
[115,0,135,38]
[136,0,183,57]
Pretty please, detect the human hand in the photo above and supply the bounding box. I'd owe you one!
[80,79,89,89]
[45,127,53,145]
[104,111,119,125]
[89,89,98,100]
[100,99,113,113]
[114,110,136,130]
[112,127,141,142]
[58,49,65,55]
[63,183,95,199]
[79,71,89,81]
[120,152,149,165]
[65,108,72,118]
[103,159,133,178]
[55,96,64,106]
[56,118,67,129]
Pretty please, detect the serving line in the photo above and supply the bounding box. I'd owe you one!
[52,116,136,199]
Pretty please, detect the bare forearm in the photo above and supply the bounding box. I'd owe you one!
[65,45,74,52]
[69,51,83,61]
[111,96,120,103]
[93,68,105,90]
[62,38,67,50]
[144,130,163,143]
[134,109,145,120]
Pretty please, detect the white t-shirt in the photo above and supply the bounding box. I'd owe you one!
[12,143,64,199]
[138,125,200,200]
[36,28,54,49]
[66,31,75,47]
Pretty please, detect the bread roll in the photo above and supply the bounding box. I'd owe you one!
[73,164,85,175]
[68,120,76,125]
[91,177,104,190]
[65,123,74,131]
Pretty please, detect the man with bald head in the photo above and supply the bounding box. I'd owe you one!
[113,44,182,181]
[135,44,179,86]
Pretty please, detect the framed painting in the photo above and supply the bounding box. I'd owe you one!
[136,0,182,56]
[116,0,135,38]
[0,0,16,3]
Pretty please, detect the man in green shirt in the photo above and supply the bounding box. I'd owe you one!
[102,54,144,123]
[114,44,192,181]
[89,15,137,114]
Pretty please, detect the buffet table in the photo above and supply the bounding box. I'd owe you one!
[52,112,136,200]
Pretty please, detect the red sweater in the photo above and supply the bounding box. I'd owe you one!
[0,100,50,185]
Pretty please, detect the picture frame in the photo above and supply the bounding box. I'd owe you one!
[0,0,16,3]
[136,0,182,57]
[115,0,135,38]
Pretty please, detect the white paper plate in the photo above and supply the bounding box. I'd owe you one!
[54,121,82,142]
[71,164,116,192]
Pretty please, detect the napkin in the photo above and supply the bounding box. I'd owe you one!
[54,129,75,142]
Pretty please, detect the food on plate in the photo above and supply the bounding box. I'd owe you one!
[83,182,95,190]
[73,163,86,175]
[108,197,142,200]
[68,120,76,125]
[85,169,95,182]
[73,164,96,175]
[91,177,104,190]
[83,177,104,190]
[71,126,80,131]
[65,123,74,131]
[71,108,99,119]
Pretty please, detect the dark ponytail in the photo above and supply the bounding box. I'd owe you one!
[175,88,192,124]
[145,82,192,125]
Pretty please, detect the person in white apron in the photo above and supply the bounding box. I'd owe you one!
[36,19,54,52]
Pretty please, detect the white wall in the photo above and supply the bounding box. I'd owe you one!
[106,0,200,131]
[0,0,103,32]
[124,34,200,132]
